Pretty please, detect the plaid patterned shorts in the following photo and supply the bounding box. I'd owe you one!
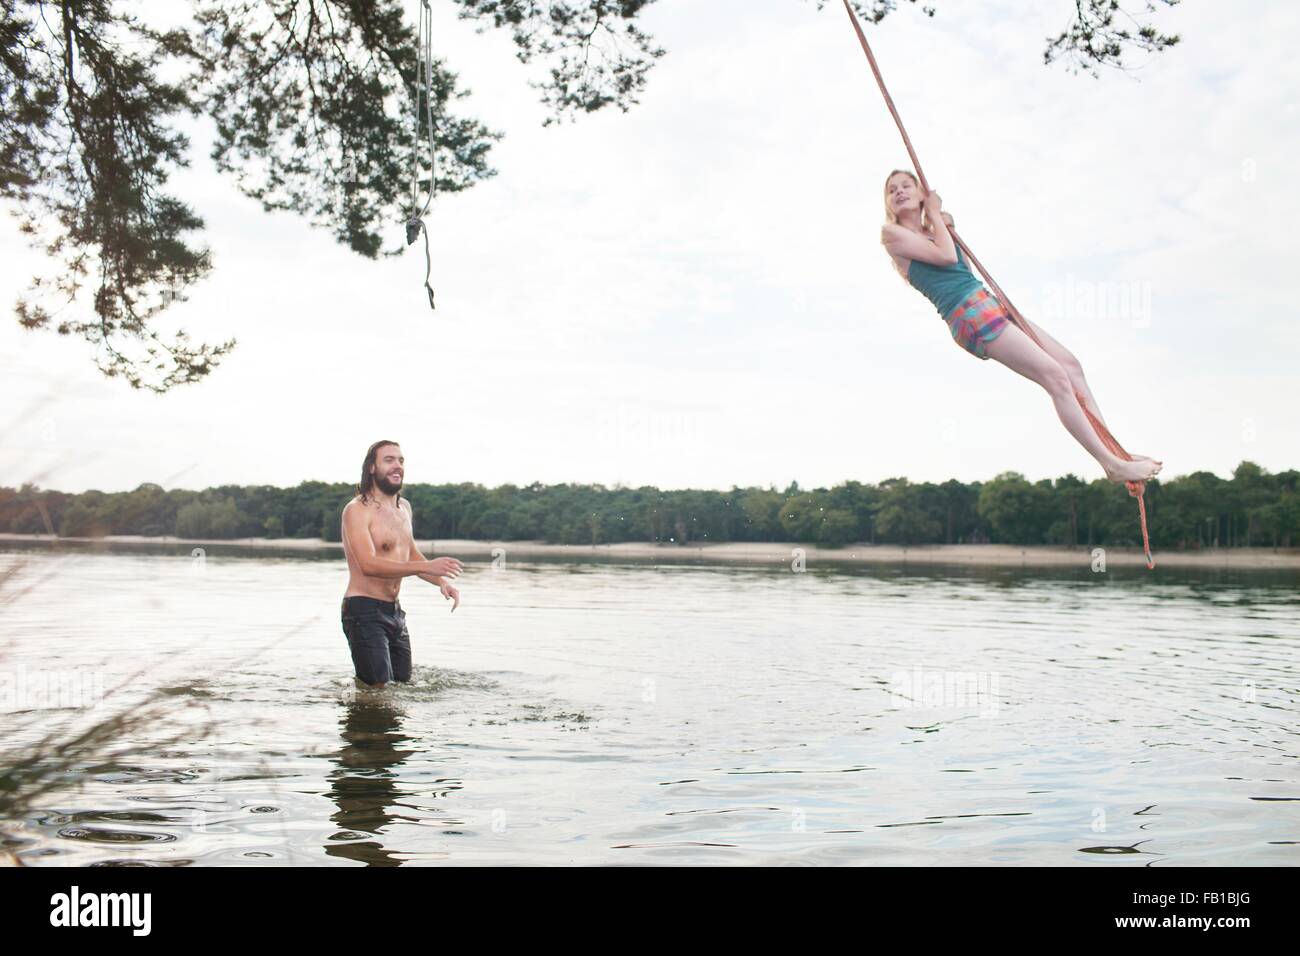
[945,288,1010,360]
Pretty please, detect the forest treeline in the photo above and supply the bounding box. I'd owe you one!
[1,462,1295,550]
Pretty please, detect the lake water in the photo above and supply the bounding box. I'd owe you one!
[1,543,1296,866]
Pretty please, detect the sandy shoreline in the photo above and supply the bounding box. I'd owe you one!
[3,532,1298,569]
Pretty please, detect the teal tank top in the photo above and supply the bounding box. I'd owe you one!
[906,240,984,319]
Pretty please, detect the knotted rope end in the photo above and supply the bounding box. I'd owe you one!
[404,218,422,246]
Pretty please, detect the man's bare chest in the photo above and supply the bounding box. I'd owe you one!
[370,508,413,555]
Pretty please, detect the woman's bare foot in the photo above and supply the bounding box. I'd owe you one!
[1106,457,1162,483]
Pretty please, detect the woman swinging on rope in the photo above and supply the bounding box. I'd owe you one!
[880,170,1162,486]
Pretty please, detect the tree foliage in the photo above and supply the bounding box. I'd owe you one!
[1042,0,1181,75]
[2,0,663,390]
[5,461,1295,552]
[4,0,224,391]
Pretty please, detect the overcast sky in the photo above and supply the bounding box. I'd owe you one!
[2,0,1297,495]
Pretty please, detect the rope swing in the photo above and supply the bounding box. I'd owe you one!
[840,0,1154,568]
[406,0,437,310]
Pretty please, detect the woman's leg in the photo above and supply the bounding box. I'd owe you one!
[983,322,1161,483]
[1016,315,1160,465]
[1015,315,1118,433]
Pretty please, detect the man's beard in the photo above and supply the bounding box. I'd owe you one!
[374,473,403,495]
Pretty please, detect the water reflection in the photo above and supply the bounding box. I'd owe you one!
[322,694,416,867]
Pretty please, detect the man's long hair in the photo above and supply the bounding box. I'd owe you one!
[358,439,401,504]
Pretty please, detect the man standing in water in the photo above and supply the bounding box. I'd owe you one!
[341,440,463,688]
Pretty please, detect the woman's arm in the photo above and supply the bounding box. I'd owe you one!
[880,191,957,266]
[880,222,957,267]
[924,191,957,263]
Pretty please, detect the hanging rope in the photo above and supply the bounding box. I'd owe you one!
[840,0,1154,568]
[406,0,437,309]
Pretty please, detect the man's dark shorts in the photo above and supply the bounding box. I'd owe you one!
[341,596,412,686]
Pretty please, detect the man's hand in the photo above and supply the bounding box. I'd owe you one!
[425,556,463,578]
[440,580,461,612]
